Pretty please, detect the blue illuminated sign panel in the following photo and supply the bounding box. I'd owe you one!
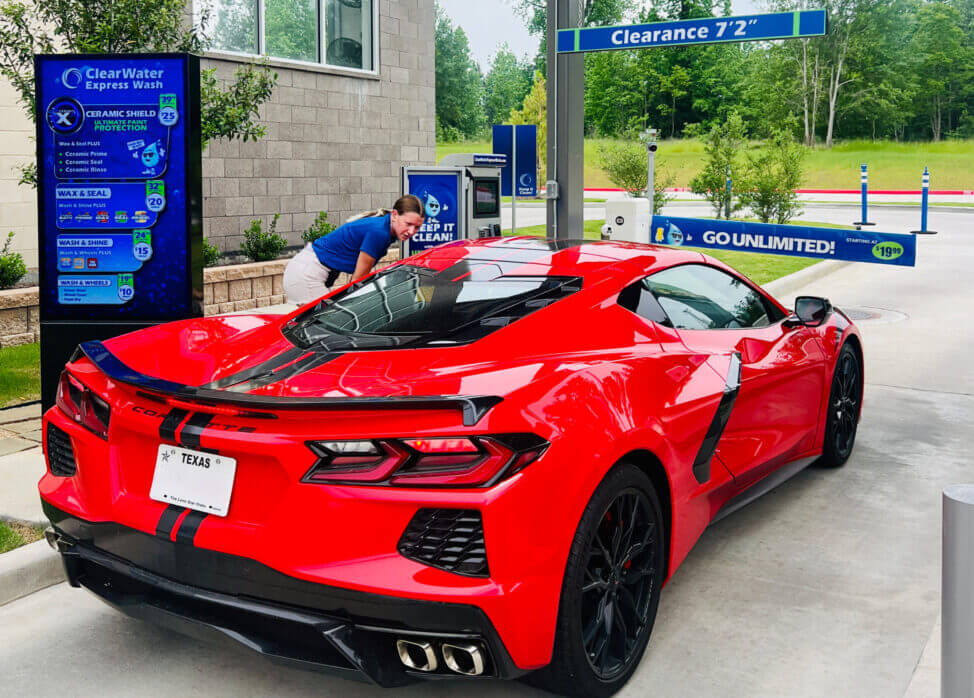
[493,124,538,198]
[35,54,201,321]
[650,216,916,267]
[557,10,827,53]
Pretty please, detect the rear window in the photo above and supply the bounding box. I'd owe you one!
[284,265,581,349]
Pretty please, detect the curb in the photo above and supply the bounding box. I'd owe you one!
[0,538,64,607]
[763,260,853,300]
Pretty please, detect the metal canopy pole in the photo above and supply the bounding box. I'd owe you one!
[546,0,584,240]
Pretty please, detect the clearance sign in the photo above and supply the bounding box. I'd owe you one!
[556,10,827,53]
[650,216,917,267]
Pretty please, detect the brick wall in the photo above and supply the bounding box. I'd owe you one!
[201,0,436,256]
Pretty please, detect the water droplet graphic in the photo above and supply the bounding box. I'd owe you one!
[425,194,441,218]
[141,142,160,167]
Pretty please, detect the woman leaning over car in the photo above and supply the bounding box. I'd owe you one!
[283,195,425,305]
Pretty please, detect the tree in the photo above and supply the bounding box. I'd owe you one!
[434,3,485,139]
[910,2,968,141]
[689,111,746,218]
[509,0,634,73]
[483,44,533,127]
[510,71,547,181]
[0,0,277,184]
[597,140,674,212]
[739,130,805,224]
[657,64,690,138]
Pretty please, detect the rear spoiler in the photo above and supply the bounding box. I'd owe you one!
[74,341,502,427]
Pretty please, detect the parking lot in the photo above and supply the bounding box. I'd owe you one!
[0,204,969,697]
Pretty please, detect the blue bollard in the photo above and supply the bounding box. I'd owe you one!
[854,163,875,227]
[724,165,731,219]
[911,166,938,235]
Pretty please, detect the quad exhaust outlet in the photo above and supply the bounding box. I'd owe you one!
[396,639,438,672]
[442,641,486,676]
[396,638,486,676]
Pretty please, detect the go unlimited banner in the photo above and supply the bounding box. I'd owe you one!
[650,216,916,267]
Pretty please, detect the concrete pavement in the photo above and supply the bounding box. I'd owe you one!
[0,203,968,696]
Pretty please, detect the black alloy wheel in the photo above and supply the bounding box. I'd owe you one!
[529,464,664,698]
[818,343,861,467]
[582,489,658,680]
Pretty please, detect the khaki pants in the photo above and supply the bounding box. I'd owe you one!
[282,244,350,305]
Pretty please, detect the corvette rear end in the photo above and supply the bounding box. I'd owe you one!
[41,339,575,685]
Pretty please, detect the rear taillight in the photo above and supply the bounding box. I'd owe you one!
[56,371,111,439]
[304,434,548,488]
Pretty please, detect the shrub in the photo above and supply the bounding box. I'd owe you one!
[739,131,806,224]
[301,211,336,244]
[202,238,221,267]
[598,141,647,198]
[0,232,27,289]
[240,214,287,262]
[690,112,747,218]
[597,141,675,214]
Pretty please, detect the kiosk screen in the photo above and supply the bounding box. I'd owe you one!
[473,179,499,217]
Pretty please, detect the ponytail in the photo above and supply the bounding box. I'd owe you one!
[346,195,425,223]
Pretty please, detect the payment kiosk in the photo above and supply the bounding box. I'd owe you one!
[400,154,505,257]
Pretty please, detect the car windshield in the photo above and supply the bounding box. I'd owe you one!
[284,265,582,349]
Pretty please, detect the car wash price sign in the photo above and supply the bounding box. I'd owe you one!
[651,216,916,267]
[557,10,827,53]
[35,54,201,321]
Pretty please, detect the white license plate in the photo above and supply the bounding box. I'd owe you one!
[150,445,237,517]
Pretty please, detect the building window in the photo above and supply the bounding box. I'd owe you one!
[202,0,375,72]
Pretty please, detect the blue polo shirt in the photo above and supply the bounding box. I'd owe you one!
[312,214,394,273]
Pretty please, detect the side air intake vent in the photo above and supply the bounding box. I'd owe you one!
[398,509,488,577]
[47,423,77,476]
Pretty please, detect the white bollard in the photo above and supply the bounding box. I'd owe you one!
[943,485,974,698]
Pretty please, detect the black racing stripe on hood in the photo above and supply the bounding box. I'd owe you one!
[202,346,311,390]
[222,352,344,393]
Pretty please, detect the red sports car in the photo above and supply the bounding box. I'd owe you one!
[40,237,862,697]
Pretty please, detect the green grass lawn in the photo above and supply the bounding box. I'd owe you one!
[0,520,44,554]
[440,138,974,191]
[0,343,41,408]
[501,218,854,285]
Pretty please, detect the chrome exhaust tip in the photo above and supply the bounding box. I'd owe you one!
[44,527,60,551]
[396,639,438,672]
[442,641,486,676]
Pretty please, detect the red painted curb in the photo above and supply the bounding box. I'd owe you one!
[579,187,971,196]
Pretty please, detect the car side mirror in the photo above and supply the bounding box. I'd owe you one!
[793,296,832,327]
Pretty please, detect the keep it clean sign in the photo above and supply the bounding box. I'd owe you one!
[405,170,462,252]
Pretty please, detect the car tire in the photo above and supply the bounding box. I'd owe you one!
[528,463,665,698]
[816,343,862,468]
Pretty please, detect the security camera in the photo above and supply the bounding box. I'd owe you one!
[647,143,658,153]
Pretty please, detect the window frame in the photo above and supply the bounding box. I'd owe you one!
[196,0,380,78]
[637,263,786,331]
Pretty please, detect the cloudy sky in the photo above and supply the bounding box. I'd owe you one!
[436,0,763,69]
